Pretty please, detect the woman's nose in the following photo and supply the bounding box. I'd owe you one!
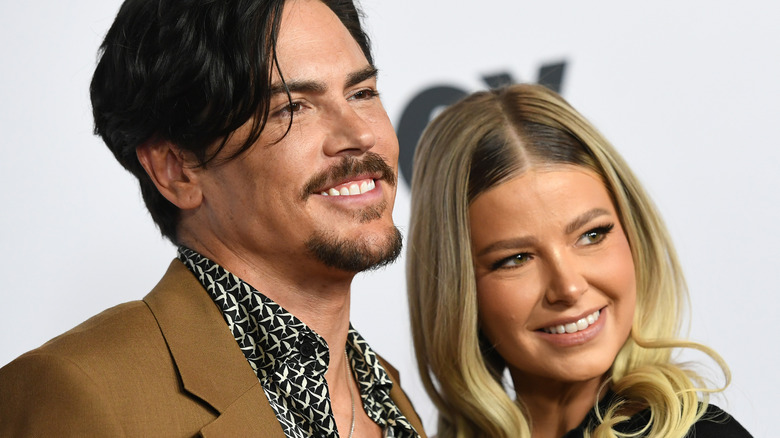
[543,251,589,305]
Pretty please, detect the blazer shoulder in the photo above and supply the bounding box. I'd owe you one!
[0,339,128,436]
[22,299,161,365]
[0,262,220,436]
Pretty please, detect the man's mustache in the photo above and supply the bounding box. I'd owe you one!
[301,152,396,200]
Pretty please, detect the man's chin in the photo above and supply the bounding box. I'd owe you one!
[305,225,403,273]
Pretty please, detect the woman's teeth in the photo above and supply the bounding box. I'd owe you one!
[320,179,376,196]
[543,310,601,334]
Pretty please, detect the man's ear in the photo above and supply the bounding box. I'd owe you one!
[136,140,203,210]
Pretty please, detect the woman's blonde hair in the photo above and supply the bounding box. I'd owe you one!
[407,84,728,438]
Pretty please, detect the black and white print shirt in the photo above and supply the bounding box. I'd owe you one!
[178,247,419,438]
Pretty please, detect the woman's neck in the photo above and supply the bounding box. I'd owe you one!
[513,373,608,438]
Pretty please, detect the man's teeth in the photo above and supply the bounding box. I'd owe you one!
[320,179,376,196]
[543,310,600,334]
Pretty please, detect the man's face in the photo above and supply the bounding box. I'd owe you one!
[189,0,401,279]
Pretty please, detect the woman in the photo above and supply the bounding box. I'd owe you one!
[406,84,751,438]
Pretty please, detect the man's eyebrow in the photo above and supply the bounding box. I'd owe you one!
[269,66,378,97]
[565,208,611,234]
[345,66,378,89]
[270,79,326,97]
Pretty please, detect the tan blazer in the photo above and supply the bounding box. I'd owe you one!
[0,260,427,437]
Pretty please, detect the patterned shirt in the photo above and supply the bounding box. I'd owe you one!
[178,246,419,438]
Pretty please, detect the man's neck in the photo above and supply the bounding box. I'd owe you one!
[181,240,378,437]
[180,236,356,356]
[177,241,389,438]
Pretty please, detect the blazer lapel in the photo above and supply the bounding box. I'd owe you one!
[380,358,428,438]
[199,384,284,437]
[144,260,286,438]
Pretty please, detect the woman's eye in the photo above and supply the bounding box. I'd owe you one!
[493,253,532,270]
[577,224,614,246]
[583,231,603,244]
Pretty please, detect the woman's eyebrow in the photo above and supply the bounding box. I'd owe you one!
[476,236,538,258]
[565,208,611,235]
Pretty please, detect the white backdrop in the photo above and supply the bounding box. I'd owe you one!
[1,1,776,436]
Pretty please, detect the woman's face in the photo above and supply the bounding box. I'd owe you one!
[469,165,636,389]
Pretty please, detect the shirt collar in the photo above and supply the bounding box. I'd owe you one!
[177,246,395,398]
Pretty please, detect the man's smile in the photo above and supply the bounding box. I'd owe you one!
[320,178,376,196]
[301,152,396,201]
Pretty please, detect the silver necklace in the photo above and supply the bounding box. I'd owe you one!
[344,349,355,438]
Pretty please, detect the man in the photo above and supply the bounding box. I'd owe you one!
[0,0,425,437]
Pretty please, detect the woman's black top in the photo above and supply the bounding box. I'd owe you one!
[562,392,752,438]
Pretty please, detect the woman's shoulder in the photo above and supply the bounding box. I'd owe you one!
[562,395,753,438]
[688,404,753,438]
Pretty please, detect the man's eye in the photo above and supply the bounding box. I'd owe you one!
[286,102,302,112]
[274,101,302,118]
[350,89,378,100]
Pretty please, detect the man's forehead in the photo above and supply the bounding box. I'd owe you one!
[275,0,366,63]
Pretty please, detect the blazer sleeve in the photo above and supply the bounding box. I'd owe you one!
[0,352,124,437]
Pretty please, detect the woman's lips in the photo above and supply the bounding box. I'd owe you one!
[542,309,601,334]
[536,307,607,347]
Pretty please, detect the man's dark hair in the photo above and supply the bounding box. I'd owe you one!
[91,0,373,242]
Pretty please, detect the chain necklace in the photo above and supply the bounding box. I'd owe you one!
[344,348,355,438]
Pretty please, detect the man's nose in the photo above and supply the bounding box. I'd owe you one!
[322,102,376,156]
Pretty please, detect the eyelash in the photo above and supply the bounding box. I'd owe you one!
[272,87,379,118]
[349,87,379,101]
[489,223,615,271]
[577,223,614,246]
[491,253,533,271]
[273,101,302,118]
